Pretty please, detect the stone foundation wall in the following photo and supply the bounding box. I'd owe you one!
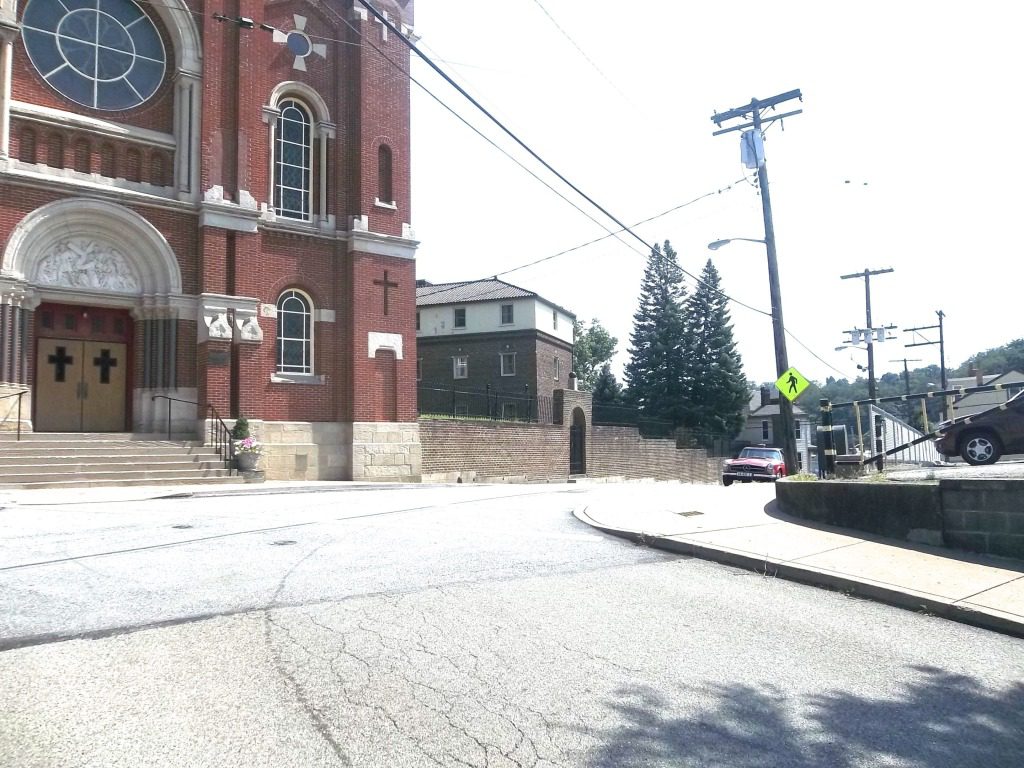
[246,420,353,481]
[0,384,31,433]
[351,422,421,482]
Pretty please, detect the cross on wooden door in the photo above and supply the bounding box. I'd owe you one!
[93,348,119,384]
[48,346,74,382]
[373,270,399,316]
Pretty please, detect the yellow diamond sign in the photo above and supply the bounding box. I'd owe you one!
[776,366,809,402]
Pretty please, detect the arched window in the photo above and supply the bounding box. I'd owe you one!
[274,99,312,220]
[276,289,313,373]
[378,144,393,203]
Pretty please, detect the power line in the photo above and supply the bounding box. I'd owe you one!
[216,5,848,384]
[529,0,639,110]
[356,0,776,318]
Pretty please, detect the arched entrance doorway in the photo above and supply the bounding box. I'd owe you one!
[3,199,183,433]
[569,406,587,475]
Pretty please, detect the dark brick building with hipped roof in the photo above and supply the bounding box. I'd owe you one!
[416,278,576,408]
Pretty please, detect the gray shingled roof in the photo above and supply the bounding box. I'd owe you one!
[416,278,536,306]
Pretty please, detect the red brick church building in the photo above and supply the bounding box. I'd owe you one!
[0,0,421,480]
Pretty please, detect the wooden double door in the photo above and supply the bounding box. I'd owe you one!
[34,304,131,432]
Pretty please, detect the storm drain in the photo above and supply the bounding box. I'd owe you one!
[171,524,194,529]
[675,510,704,517]
[271,540,297,546]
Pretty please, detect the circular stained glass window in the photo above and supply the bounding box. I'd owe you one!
[286,30,312,58]
[21,0,166,111]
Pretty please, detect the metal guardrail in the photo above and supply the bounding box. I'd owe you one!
[819,381,1021,477]
[0,389,30,441]
[151,395,235,473]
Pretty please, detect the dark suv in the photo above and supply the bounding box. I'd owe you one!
[934,389,1024,465]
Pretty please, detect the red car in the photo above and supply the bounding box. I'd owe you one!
[722,446,787,485]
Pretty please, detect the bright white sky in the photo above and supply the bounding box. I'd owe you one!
[407,1,1022,386]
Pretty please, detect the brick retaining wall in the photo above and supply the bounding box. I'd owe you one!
[419,419,720,484]
[590,426,720,483]
[420,419,569,482]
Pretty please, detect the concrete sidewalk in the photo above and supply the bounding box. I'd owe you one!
[574,484,1024,638]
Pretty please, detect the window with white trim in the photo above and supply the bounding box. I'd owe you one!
[553,310,558,330]
[761,419,770,441]
[553,357,560,380]
[500,352,516,376]
[276,289,313,373]
[274,99,312,220]
[500,304,514,324]
[454,307,466,328]
[795,420,802,439]
[453,355,468,379]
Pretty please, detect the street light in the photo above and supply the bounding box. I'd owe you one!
[707,237,767,251]
[707,236,798,475]
[835,344,868,371]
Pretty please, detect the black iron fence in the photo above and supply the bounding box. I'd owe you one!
[418,382,554,424]
[591,403,734,456]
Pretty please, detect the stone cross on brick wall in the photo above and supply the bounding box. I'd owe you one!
[373,270,399,316]
[373,9,390,41]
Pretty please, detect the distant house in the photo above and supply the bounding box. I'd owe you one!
[950,369,1024,418]
[415,279,576,406]
[736,386,816,471]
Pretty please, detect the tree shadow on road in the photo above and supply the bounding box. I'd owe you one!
[585,664,1024,767]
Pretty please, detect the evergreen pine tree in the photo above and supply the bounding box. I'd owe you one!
[592,363,624,405]
[683,258,749,437]
[624,241,691,426]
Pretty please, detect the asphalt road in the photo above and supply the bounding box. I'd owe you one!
[1,483,1022,767]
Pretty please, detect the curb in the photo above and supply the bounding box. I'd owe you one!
[573,507,1024,640]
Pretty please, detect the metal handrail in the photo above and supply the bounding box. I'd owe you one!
[205,403,235,473]
[151,395,197,439]
[1,389,30,441]
[151,395,235,473]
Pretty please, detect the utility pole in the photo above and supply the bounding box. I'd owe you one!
[711,89,802,475]
[890,357,922,397]
[905,310,948,420]
[840,268,894,402]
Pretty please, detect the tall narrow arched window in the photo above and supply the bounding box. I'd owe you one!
[378,144,393,203]
[276,289,313,373]
[274,100,312,220]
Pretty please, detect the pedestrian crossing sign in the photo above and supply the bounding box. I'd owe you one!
[776,367,809,402]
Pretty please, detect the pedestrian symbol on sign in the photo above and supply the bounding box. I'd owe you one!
[776,367,809,402]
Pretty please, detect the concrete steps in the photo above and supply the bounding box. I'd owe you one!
[0,433,246,490]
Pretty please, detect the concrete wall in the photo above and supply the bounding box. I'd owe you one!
[941,479,1024,560]
[775,481,943,545]
[777,478,1024,561]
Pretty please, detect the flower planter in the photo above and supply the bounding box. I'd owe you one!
[235,452,260,472]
